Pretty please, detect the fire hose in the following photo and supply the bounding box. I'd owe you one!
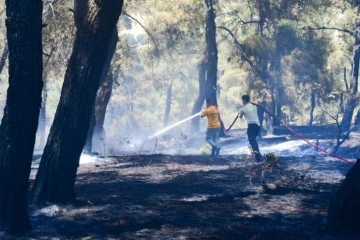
[226,102,356,164]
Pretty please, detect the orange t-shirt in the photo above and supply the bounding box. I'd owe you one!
[201,106,221,128]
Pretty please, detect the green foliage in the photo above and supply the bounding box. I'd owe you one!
[263,152,281,169]
[0,0,358,138]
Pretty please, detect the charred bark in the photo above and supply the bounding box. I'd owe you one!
[328,159,360,234]
[204,0,218,107]
[0,0,43,233]
[32,0,123,206]
[257,0,270,35]
[191,59,207,133]
[354,110,360,130]
[85,28,118,152]
[91,71,114,155]
[0,44,8,74]
[340,24,360,131]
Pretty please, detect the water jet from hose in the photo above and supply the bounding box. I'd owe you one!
[148,112,201,139]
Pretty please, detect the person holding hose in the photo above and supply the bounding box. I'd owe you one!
[239,94,263,161]
[201,103,221,156]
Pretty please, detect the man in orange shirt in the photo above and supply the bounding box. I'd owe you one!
[201,104,221,156]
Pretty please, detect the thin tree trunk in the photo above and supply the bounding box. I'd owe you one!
[340,25,360,131]
[32,0,123,206]
[85,28,118,152]
[257,101,265,127]
[271,89,278,126]
[275,103,282,126]
[257,0,268,35]
[163,79,174,127]
[309,90,316,126]
[204,0,218,107]
[191,59,206,133]
[344,67,349,91]
[0,0,43,233]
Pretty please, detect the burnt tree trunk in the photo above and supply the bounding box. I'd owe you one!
[163,79,174,127]
[204,0,218,107]
[204,0,227,137]
[92,71,115,155]
[0,44,8,74]
[354,110,360,130]
[85,28,118,153]
[191,59,206,133]
[328,159,360,234]
[0,0,43,233]
[257,0,270,36]
[32,0,123,206]
[309,89,316,126]
[340,24,360,132]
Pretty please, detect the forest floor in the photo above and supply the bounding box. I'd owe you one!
[17,126,360,239]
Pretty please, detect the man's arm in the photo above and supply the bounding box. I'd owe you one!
[201,109,207,118]
[238,109,244,118]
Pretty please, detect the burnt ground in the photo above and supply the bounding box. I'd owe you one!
[19,152,358,240]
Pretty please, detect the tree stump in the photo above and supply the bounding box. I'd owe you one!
[328,159,360,233]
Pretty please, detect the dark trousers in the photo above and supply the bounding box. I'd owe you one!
[247,123,261,159]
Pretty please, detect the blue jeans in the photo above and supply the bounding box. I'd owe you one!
[247,123,261,160]
[206,127,220,148]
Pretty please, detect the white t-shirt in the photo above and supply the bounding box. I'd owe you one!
[239,103,260,125]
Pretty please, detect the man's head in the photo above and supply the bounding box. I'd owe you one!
[206,98,217,108]
[242,94,250,105]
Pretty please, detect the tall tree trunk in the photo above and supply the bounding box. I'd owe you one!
[85,28,118,152]
[92,71,114,155]
[163,79,174,127]
[340,24,360,132]
[204,0,218,107]
[309,89,316,126]
[32,0,123,206]
[257,0,269,36]
[191,59,206,133]
[354,110,360,130]
[0,0,43,233]
[0,44,8,74]
[328,159,360,234]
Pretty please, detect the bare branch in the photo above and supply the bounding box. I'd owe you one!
[302,26,355,36]
[239,19,260,25]
[122,11,159,54]
[218,26,242,46]
[217,26,257,70]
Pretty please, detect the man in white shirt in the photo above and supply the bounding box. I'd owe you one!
[239,95,262,161]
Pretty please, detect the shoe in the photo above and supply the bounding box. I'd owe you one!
[255,154,263,162]
[215,147,221,156]
[211,147,216,156]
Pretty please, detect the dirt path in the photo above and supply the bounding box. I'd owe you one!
[22,154,357,240]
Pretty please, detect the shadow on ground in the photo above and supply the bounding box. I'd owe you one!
[18,154,359,239]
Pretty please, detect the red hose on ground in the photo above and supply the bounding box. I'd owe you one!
[251,102,356,164]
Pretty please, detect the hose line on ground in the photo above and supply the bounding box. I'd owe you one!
[250,102,355,164]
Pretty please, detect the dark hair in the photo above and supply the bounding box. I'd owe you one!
[242,94,250,103]
[206,98,217,107]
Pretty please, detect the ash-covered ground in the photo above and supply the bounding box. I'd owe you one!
[21,126,360,240]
